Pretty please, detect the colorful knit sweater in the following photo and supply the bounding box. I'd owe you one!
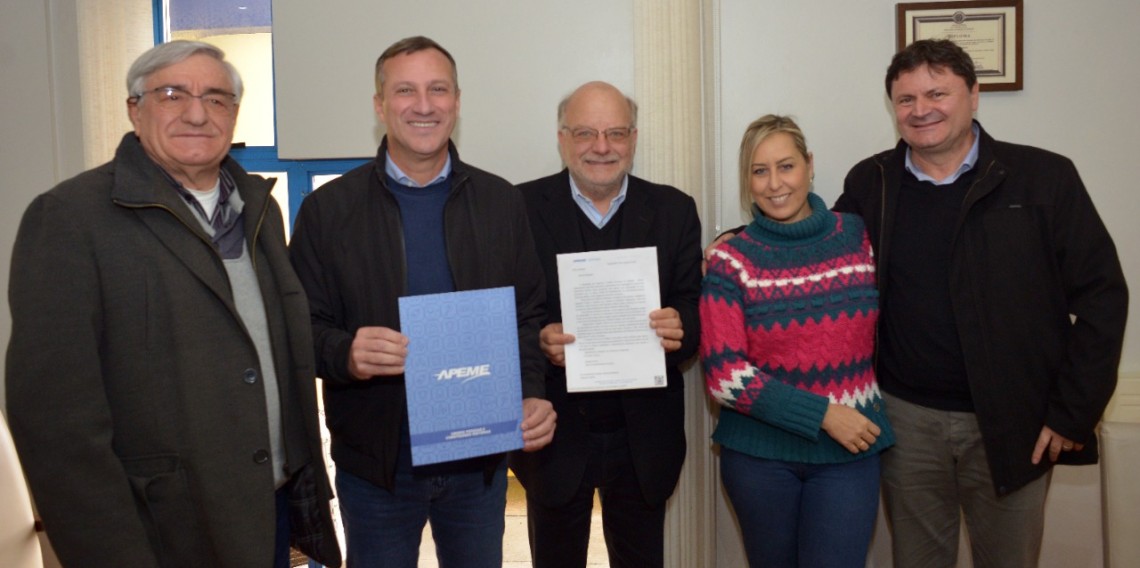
[700,192,893,463]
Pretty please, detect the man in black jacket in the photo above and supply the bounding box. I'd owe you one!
[509,81,702,568]
[289,36,555,568]
[835,39,1127,568]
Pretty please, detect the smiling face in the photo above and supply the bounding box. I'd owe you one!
[557,82,637,200]
[375,48,460,175]
[749,132,814,224]
[891,63,979,167]
[128,53,237,189]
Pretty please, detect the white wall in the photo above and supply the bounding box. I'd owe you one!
[273,0,635,186]
[0,0,86,412]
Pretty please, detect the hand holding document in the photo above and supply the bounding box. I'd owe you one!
[557,246,667,392]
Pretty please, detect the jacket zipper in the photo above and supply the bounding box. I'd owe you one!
[445,171,472,279]
[249,189,271,268]
[959,159,998,219]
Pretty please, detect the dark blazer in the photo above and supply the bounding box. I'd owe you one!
[509,170,702,507]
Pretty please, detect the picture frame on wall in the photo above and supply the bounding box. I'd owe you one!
[896,0,1023,91]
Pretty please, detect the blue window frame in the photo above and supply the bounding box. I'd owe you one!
[230,146,368,224]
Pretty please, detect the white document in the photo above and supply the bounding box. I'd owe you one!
[557,246,667,392]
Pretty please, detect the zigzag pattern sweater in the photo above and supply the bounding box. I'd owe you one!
[701,193,893,463]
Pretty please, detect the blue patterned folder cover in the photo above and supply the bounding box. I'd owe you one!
[399,286,523,466]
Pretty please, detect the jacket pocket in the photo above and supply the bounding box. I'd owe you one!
[287,462,342,567]
[122,454,210,568]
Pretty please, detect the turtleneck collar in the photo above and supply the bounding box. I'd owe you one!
[745,192,834,245]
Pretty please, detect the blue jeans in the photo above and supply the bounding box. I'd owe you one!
[334,464,507,568]
[720,448,881,568]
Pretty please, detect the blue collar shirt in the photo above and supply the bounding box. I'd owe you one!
[905,123,981,185]
[569,173,628,228]
[385,152,452,188]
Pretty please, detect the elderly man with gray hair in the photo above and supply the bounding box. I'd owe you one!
[6,40,340,568]
[509,81,702,568]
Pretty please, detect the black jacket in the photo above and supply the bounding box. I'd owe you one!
[836,122,1127,494]
[509,171,702,507]
[289,138,546,490]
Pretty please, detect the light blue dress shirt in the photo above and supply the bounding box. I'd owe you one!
[569,173,629,228]
[905,123,981,185]
[385,152,452,187]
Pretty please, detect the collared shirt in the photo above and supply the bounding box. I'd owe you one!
[905,123,981,185]
[385,152,452,188]
[570,173,628,228]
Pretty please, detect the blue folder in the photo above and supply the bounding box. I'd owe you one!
[399,286,524,466]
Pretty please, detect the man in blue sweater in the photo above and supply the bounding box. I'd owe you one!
[289,36,556,568]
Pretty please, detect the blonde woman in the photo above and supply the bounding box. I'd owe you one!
[701,115,893,567]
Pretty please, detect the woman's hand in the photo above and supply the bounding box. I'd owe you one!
[821,404,881,454]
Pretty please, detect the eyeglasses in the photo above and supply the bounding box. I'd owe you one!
[561,126,635,144]
[131,86,238,115]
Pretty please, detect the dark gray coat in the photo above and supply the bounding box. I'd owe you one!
[6,134,340,567]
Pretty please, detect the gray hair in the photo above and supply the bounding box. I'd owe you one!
[127,40,243,103]
[557,88,639,129]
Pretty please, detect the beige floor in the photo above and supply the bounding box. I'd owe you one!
[417,475,608,567]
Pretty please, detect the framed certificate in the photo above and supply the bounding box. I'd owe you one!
[896,1,1023,91]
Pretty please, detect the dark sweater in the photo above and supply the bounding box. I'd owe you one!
[878,170,973,411]
[573,205,626,433]
[387,174,455,296]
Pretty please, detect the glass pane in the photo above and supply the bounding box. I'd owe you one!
[168,0,275,147]
[311,173,342,191]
